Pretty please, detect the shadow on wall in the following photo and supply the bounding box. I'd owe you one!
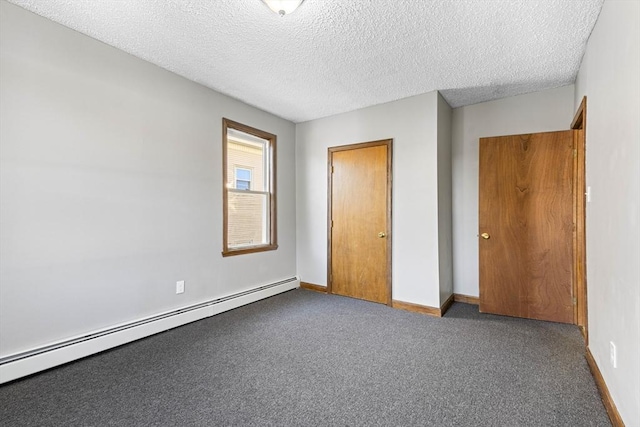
[440,80,569,109]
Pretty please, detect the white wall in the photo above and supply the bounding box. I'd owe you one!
[437,94,453,304]
[296,91,447,308]
[451,85,575,297]
[574,0,640,424]
[0,1,296,358]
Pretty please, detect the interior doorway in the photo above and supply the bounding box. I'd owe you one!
[327,139,392,305]
[478,97,588,330]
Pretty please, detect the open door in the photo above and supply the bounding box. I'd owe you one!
[479,130,575,323]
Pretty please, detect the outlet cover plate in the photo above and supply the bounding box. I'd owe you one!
[610,341,617,368]
[176,280,185,294]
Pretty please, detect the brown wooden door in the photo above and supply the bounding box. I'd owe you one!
[328,140,392,305]
[479,131,574,323]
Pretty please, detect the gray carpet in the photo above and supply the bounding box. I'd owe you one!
[0,289,610,426]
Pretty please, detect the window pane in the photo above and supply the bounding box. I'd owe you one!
[227,191,269,248]
[236,169,251,181]
[236,180,250,190]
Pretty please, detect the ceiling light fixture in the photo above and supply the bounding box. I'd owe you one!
[262,0,305,16]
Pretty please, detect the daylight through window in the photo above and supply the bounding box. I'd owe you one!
[222,119,277,256]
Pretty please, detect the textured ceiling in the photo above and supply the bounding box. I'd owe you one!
[7,0,604,123]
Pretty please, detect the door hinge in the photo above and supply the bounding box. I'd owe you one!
[573,149,578,158]
[572,297,577,306]
[331,165,334,173]
[331,220,334,228]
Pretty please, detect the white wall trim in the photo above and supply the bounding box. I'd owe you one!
[0,278,299,384]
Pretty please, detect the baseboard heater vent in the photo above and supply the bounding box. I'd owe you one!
[0,277,298,382]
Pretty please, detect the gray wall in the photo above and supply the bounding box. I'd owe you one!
[296,91,448,308]
[436,94,453,304]
[0,1,296,357]
[451,85,576,297]
[574,0,639,424]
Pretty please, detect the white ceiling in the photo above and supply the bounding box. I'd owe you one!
[7,0,604,123]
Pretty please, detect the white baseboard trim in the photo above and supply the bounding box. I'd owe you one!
[0,278,299,384]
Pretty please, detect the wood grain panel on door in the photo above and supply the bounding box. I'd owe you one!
[479,131,574,323]
[329,140,392,305]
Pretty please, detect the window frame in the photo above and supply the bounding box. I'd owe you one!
[222,118,277,256]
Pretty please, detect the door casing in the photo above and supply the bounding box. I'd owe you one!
[572,96,588,342]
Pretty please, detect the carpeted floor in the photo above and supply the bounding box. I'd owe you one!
[0,289,610,426]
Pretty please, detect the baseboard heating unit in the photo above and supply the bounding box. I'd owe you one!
[0,278,299,384]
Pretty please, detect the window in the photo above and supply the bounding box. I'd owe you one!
[222,118,277,256]
[234,167,252,190]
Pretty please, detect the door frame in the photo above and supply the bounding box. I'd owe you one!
[571,96,588,343]
[327,139,393,305]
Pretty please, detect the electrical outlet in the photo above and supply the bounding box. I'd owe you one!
[610,341,617,368]
[176,280,185,294]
